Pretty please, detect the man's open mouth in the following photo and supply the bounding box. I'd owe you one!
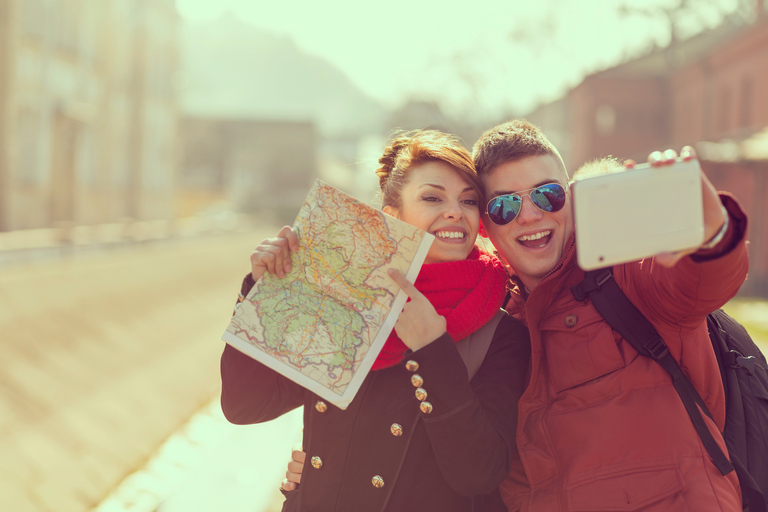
[517,230,552,248]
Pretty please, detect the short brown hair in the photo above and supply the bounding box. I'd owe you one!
[377,130,481,209]
[472,119,566,177]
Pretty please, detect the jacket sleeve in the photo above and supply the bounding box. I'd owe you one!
[405,314,530,495]
[220,274,305,424]
[616,192,749,330]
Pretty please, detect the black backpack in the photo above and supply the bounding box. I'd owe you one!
[572,268,768,512]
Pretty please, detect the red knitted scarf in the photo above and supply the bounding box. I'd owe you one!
[371,247,509,370]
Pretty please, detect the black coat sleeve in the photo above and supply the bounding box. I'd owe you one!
[406,314,530,495]
[220,274,305,425]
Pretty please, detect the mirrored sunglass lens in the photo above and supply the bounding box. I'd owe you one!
[488,196,521,224]
[531,184,566,212]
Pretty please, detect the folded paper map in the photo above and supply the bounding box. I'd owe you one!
[222,180,434,409]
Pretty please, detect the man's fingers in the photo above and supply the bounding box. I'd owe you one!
[286,460,304,476]
[648,151,664,167]
[281,478,297,491]
[281,445,304,491]
[648,149,679,167]
[291,449,306,463]
[681,145,697,161]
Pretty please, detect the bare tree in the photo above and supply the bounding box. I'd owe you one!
[507,0,755,51]
[617,0,755,46]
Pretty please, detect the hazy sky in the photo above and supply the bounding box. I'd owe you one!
[175,0,737,119]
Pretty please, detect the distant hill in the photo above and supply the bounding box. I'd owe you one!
[179,14,388,137]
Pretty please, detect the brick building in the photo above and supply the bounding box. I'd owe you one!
[0,0,179,235]
[527,3,768,296]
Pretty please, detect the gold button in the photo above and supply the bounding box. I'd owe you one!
[390,423,403,436]
[420,401,433,414]
[310,456,323,469]
[415,387,428,401]
[315,401,327,413]
[371,475,385,488]
[405,360,419,372]
[410,374,423,387]
[564,314,578,327]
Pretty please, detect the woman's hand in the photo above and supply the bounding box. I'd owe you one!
[388,269,447,351]
[250,226,300,281]
[280,448,305,492]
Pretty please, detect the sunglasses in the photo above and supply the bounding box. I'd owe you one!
[485,183,567,225]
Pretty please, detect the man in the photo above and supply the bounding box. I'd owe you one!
[474,119,748,511]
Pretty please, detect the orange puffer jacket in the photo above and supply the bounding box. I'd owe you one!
[501,194,749,512]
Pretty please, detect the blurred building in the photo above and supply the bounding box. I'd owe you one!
[0,0,179,235]
[527,2,768,296]
[179,117,318,224]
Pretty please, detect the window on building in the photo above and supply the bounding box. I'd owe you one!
[595,104,617,136]
[717,86,732,135]
[57,0,80,56]
[78,128,97,186]
[17,109,42,184]
[110,110,131,188]
[21,0,45,39]
[740,77,753,129]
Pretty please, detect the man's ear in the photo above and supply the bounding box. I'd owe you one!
[479,218,490,238]
[383,205,398,218]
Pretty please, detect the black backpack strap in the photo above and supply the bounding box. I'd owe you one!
[708,310,768,511]
[731,451,768,512]
[571,268,735,476]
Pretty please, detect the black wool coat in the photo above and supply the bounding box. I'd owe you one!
[220,277,530,512]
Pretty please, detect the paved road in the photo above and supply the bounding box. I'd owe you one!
[3,227,766,512]
[0,229,285,512]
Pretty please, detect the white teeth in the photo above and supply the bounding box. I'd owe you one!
[518,230,551,242]
[436,231,465,239]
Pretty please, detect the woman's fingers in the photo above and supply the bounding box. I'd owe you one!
[279,225,300,253]
[388,268,446,351]
[250,226,300,280]
[387,268,421,298]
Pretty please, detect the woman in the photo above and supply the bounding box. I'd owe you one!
[219,130,530,511]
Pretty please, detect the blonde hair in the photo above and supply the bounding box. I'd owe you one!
[571,156,622,182]
[376,130,481,209]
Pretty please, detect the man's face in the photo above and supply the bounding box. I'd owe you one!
[480,154,573,290]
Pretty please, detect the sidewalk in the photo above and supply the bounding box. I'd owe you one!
[95,399,303,512]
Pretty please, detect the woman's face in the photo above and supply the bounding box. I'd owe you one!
[384,161,481,264]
